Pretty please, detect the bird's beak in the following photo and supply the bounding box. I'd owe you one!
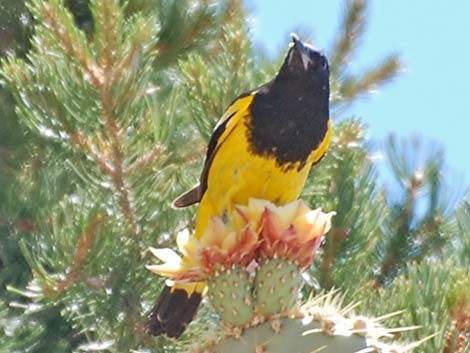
[291,34,312,71]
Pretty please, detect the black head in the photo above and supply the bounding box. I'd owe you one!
[248,35,330,168]
[277,34,329,91]
[257,35,330,122]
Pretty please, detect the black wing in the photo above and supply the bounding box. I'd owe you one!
[172,93,251,208]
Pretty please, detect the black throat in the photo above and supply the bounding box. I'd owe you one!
[247,69,330,169]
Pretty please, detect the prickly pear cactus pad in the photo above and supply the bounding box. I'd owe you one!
[203,317,368,353]
[253,258,303,317]
[194,292,415,353]
[207,267,254,326]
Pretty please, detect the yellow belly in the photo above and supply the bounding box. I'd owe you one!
[194,116,321,238]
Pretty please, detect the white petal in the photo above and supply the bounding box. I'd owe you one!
[146,264,181,276]
[305,209,321,224]
[148,247,182,264]
[176,229,190,249]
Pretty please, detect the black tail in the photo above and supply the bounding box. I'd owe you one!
[147,285,203,338]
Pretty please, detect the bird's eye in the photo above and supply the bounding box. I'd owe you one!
[320,57,328,69]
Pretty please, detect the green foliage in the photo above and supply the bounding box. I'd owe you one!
[328,0,401,109]
[305,119,387,290]
[0,0,468,352]
[362,260,470,353]
[0,0,236,351]
[374,135,454,286]
[455,200,470,266]
[179,2,276,141]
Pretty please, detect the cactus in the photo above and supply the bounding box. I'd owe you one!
[200,317,368,353]
[194,287,414,353]
[148,199,417,352]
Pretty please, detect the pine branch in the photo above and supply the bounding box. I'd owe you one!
[40,0,138,235]
[329,0,367,78]
[57,214,104,292]
[101,74,137,235]
[154,0,219,68]
[92,0,122,69]
[40,0,103,87]
[70,130,114,175]
[336,54,402,104]
[305,119,385,291]
[179,0,259,142]
[374,135,453,287]
[327,0,403,110]
[443,295,470,353]
[319,228,349,289]
[129,144,163,173]
[363,261,470,353]
[455,200,470,266]
[375,182,416,287]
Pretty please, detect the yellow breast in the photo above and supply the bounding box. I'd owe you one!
[193,103,331,238]
[207,119,310,208]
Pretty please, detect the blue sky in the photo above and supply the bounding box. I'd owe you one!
[246,0,470,192]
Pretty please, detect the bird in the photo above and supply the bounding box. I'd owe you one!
[148,35,332,338]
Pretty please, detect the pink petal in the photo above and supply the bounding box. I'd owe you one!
[234,227,259,254]
[235,205,250,223]
[260,208,281,242]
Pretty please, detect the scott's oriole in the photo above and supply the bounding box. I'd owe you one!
[148,35,331,338]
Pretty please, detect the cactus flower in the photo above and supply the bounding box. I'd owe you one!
[147,215,260,283]
[236,199,335,269]
[147,198,334,283]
